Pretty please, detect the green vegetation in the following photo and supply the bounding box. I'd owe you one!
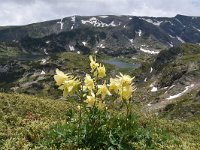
[0,92,199,149]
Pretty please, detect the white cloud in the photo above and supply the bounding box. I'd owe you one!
[0,0,199,26]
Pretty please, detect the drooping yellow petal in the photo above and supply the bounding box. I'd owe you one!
[97,83,111,99]
[84,74,95,91]
[84,92,96,107]
[54,68,72,86]
[109,78,121,94]
[97,64,106,78]
[117,73,134,86]
[89,55,99,72]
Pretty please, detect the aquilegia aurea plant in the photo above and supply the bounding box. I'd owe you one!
[54,55,135,110]
[53,55,135,147]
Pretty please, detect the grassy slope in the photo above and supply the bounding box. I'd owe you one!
[0,92,199,149]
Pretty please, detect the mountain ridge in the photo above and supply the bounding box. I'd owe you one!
[0,14,200,56]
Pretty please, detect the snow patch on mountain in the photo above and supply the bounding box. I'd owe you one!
[140,47,159,54]
[129,39,133,43]
[81,17,117,27]
[99,16,108,18]
[166,84,194,100]
[141,18,163,26]
[97,43,105,49]
[151,87,158,92]
[69,45,75,51]
[44,49,48,55]
[150,67,153,73]
[40,70,46,75]
[82,41,87,46]
[71,16,75,22]
[176,36,185,43]
[41,59,46,64]
[175,18,185,27]
[193,26,200,32]
[57,18,64,30]
[136,30,142,37]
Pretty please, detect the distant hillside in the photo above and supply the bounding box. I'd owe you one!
[0,14,200,56]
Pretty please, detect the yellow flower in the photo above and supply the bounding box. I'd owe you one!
[120,85,133,101]
[97,82,111,99]
[89,55,99,72]
[59,78,80,96]
[97,100,106,111]
[117,73,134,86]
[97,64,106,78]
[84,92,96,107]
[109,78,121,94]
[54,68,72,86]
[83,74,95,91]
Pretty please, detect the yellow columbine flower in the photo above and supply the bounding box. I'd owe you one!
[84,92,96,107]
[59,78,80,96]
[54,68,72,86]
[89,55,99,72]
[83,74,95,91]
[109,78,121,94]
[121,85,133,101]
[97,64,106,78]
[97,82,111,99]
[97,100,106,111]
[117,73,134,86]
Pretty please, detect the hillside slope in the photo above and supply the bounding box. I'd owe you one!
[0,92,199,149]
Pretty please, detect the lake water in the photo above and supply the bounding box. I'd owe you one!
[104,58,141,69]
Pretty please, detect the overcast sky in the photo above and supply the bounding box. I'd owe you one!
[0,0,200,26]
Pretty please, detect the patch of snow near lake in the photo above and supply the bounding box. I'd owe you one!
[82,41,87,46]
[41,59,46,64]
[176,36,185,43]
[168,34,175,38]
[168,42,173,47]
[140,48,159,54]
[131,57,137,60]
[81,17,117,27]
[147,103,152,106]
[40,70,45,75]
[57,18,64,30]
[77,51,80,54]
[150,84,154,87]
[169,85,175,90]
[151,87,158,92]
[69,45,75,51]
[44,49,48,55]
[97,44,105,49]
[150,67,153,73]
[166,84,194,100]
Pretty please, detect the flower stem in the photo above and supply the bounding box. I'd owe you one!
[78,105,81,147]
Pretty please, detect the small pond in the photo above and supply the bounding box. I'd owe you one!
[104,58,141,69]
